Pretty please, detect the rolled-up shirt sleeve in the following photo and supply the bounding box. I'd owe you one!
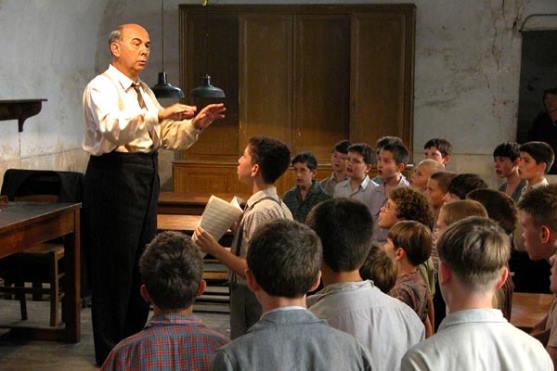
[159,118,201,151]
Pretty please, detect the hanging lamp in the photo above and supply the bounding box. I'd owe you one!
[190,0,226,99]
[151,0,185,99]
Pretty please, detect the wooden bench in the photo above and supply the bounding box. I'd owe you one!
[511,292,554,331]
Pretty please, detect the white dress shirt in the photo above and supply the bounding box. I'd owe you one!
[82,65,200,155]
[401,308,553,371]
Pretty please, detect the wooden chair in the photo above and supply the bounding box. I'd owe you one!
[0,194,65,327]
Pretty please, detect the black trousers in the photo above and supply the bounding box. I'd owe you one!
[84,151,159,365]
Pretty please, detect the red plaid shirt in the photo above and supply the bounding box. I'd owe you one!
[101,313,229,371]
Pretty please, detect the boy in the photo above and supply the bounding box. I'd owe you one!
[378,186,435,231]
[212,219,372,371]
[307,198,424,371]
[424,138,452,167]
[372,136,404,184]
[385,221,432,323]
[320,139,351,196]
[401,217,552,371]
[410,159,444,193]
[443,173,488,203]
[360,242,398,293]
[102,232,228,370]
[193,136,293,339]
[493,142,527,202]
[518,141,554,198]
[369,141,411,242]
[283,151,330,222]
[425,171,456,221]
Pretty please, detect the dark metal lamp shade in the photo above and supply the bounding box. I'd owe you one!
[190,75,226,99]
[152,72,185,99]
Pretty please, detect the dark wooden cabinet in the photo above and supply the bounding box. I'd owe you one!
[176,4,415,195]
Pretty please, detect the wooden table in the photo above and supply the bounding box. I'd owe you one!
[158,192,249,215]
[511,292,554,331]
[0,202,81,343]
[157,214,230,281]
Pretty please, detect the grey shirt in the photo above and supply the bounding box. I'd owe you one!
[308,280,424,371]
[212,308,372,371]
[401,308,553,371]
[319,173,348,196]
[497,179,527,203]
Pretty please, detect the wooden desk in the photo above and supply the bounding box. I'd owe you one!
[158,192,249,215]
[511,292,554,331]
[0,202,81,343]
[157,214,230,281]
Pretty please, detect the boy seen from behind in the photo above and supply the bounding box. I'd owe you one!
[212,219,372,371]
[307,198,424,371]
[102,232,228,371]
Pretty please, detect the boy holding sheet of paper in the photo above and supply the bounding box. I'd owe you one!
[193,136,293,339]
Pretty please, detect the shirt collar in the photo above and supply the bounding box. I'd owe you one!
[144,313,201,328]
[108,64,144,91]
[438,308,506,332]
[246,186,279,208]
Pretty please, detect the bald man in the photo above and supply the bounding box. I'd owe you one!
[82,24,225,365]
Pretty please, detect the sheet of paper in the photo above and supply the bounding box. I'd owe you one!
[198,195,243,241]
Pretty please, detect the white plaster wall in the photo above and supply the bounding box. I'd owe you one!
[98,0,557,188]
[0,0,109,186]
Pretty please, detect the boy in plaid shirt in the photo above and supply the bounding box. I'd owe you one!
[102,232,228,371]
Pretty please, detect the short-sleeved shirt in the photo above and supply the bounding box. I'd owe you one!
[320,173,348,196]
[389,271,429,322]
[283,181,331,222]
[230,186,293,284]
[101,313,228,371]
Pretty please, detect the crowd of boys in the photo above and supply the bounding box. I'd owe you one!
[101,134,557,371]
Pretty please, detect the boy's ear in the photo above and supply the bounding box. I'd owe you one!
[442,156,450,166]
[309,270,322,292]
[438,260,452,286]
[140,284,151,303]
[251,163,260,178]
[196,279,207,297]
[246,269,260,293]
[512,157,520,167]
[397,162,406,173]
[541,225,552,244]
[394,247,406,262]
[494,267,509,290]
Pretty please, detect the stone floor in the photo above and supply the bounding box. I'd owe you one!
[0,298,230,370]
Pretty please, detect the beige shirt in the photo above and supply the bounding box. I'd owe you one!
[230,187,293,284]
[82,65,200,155]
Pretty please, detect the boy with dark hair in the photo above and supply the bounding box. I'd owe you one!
[424,138,452,166]
[102,232,228,370]
[517,184,557,262]
[283,151,330,222]
[333,142,379,213]
[307,198,424,371]
[320,139,351,195]
[372,136,404,183]
[518,141,554,198]
[443,173,488,202]
[212,219,372,371]
[493,142,527,202]
[369,141,411,242]
[426,171,456,221]
[402,217,551,371]
[194,136,293,339]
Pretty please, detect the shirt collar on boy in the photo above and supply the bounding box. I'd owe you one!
[246,186,281,209]
[438,308,506,332]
